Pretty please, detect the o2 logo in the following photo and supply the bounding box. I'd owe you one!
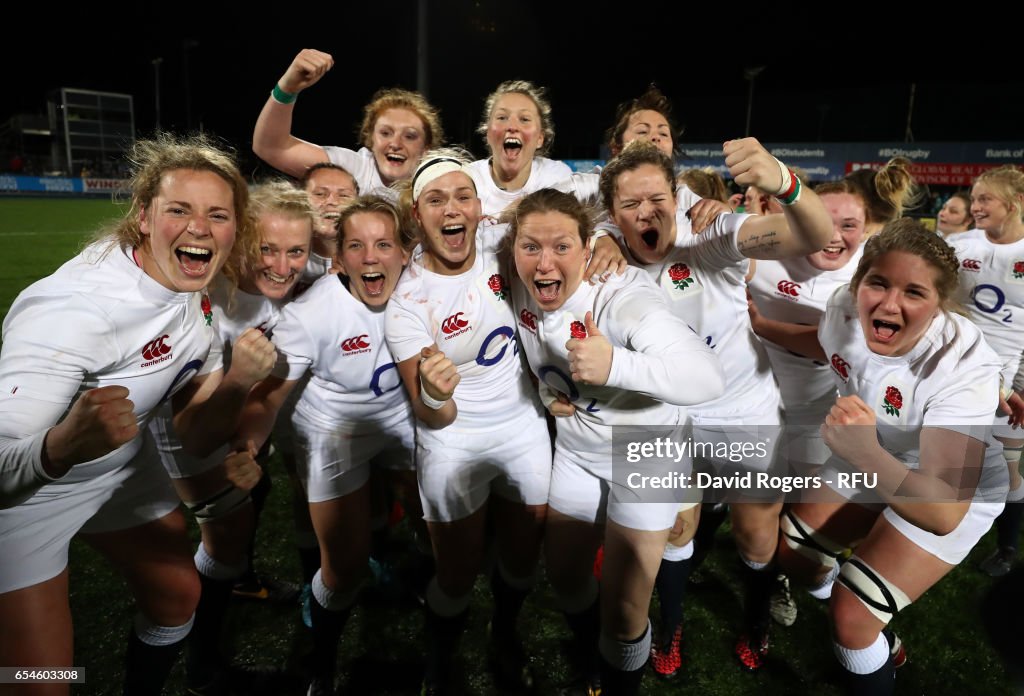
[538,365,600,413]
[971,284,1013,324]
[475,326,517,366]
[158,359,204,404]
[370,362,401,397]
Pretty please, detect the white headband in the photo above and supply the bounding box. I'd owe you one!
[412,158,468,201]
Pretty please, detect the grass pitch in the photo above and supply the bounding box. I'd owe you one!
[0,197,1017,695]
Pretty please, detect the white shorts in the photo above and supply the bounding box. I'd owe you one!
[780,389,835,471]
[292,400,415,504]
[417,409,552,522]
[0,432,179,593]
[548,447,680,532]
[883,499,1002,565]
[149,402,222,479]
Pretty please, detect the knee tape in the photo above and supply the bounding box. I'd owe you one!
[185,485,251,525]
[837,556,911,624]
[780,510,846,567]
[1002,445,1022,469]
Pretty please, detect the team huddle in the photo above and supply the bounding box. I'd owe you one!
[0,47,1021,696]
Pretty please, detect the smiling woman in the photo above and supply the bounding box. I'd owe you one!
[253,49,444,194]
[0,133,277,696]
[235,195,421,693]
[762,219,1008,694]
[465,80,573,218]
[386,149,555,694]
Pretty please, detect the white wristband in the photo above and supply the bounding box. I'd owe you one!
[419,377,449,410]
[772,156,792,197]
[589,229,609,252]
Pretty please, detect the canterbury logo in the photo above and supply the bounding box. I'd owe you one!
[341,335,370,352]
[777,280,801,297]
[961,259,981,271]
[142,335,171,360]
[519,309,537,332]
[830,353,850,381]
[441,312,470,335]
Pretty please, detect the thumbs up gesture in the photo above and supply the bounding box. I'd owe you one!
[565,311,613,386]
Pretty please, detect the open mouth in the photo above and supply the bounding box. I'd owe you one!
[503,136,523,157]
[534,278,560,302]
[361,272,385,296]
[820,244,845,260]
[872,319,900,342]
[175,245,213,277]
[262,270,294,288]
[441,224,466,249]
[322,211,341,220]
[640,227,659,250]
[385,153,407,165]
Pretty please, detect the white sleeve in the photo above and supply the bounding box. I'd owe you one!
[552,171,602,208]
[925,340,1001,434]
[385,297,434,364]
[323,146,372,185]
[603,284,725,405]
[537,381,558,410]
[269,307,315,381]
[683,213,751,285]
[0,303,115,506]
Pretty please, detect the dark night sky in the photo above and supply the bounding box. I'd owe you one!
[4,5,1021,175]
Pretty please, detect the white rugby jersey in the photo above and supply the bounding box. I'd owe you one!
[0,243,220,503]
[948,230,1024,390]
[149,275,280,466]
[273,274,409,424]
[511,265,725,458]
[748,250,864,407]
[294,252,333,298]
[465,157,573,219]
[819,287,1005,493]
[627,208,780,420]
[323,146,396,199]
[385,222,538,431]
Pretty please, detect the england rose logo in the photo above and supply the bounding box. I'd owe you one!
[882,386,903,416]
[668,263,694,290]
[570,320,587,339]
[1013,261,1024,280]
[830,353,850,381]
[201,294,213,327]
[488,273,508,301]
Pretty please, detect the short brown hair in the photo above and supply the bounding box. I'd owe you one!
[851,217,961,311]
[337,195,415,251]
[605,84,681,156]
[504,188,596,248]
[600,140,676,213]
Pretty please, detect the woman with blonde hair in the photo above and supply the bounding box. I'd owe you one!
[0,133,275,695]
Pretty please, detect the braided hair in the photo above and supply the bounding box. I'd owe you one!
[850,218,962,312]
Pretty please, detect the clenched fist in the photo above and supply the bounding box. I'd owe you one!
[277,49,334,95]
[419,345,460,403]
[228,328,277,388]
[44,385,138,476]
